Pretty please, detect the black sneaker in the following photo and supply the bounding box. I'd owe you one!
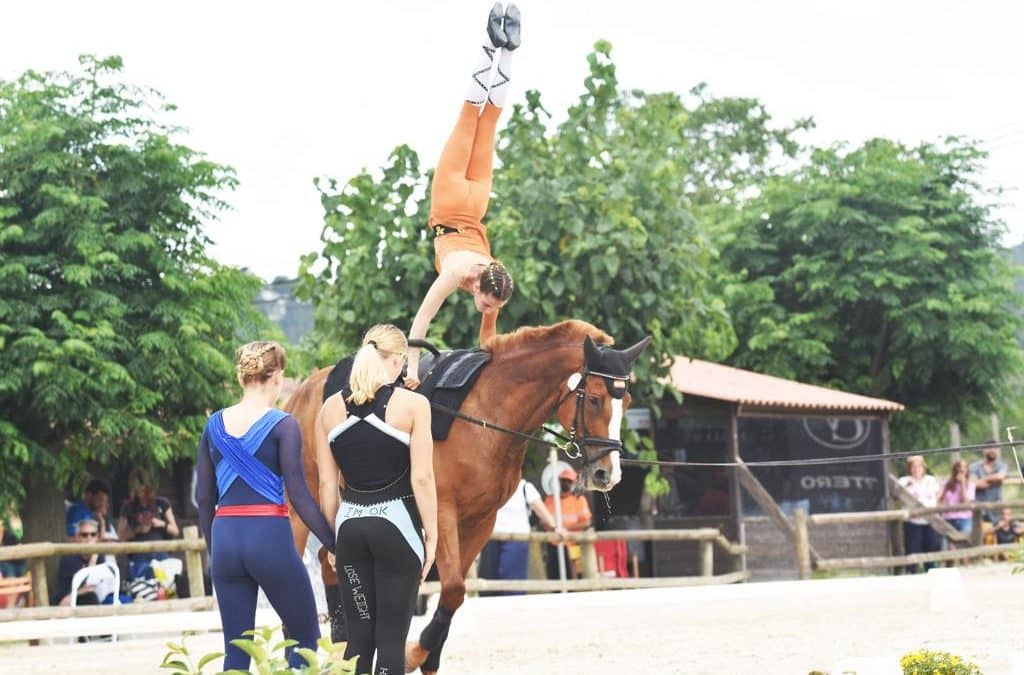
[487,2,508,48]
[503,4,521,51]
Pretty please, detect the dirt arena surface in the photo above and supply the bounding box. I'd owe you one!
[2,564,1021,674]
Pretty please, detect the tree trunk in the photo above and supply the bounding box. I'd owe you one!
[868,318,891,396]
[22,470,69,601]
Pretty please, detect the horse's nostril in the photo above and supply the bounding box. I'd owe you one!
[593,469,609,485]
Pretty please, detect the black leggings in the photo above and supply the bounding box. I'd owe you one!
[337,516,422,675]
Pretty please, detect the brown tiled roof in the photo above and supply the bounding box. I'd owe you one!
[667,357,904,413]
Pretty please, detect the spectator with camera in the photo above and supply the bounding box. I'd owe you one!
[117,469,180,580]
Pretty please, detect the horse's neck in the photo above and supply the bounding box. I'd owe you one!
[476,345,582,446]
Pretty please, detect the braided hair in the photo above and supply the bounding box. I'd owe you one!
[479,261,514,302]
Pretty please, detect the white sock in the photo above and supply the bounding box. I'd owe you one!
[487,48,513,108]
[465,44,497,107]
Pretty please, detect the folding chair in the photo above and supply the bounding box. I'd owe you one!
[70,562,121,642]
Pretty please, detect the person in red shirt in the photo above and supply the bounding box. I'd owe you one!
[543,467,591,579]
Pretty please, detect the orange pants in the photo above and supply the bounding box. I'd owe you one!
[430,102,502,270]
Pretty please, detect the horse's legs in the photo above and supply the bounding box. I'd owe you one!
[406,504,464,673]
[289,508,345,642]
[318,546,345,642]
[414,518,495,675]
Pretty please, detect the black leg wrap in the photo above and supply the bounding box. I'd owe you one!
[418,606,454,651]
[421,623,450,673]
[324,583,347,643]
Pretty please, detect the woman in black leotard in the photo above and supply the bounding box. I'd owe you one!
[196,341,336,672]
[315,325,437,675]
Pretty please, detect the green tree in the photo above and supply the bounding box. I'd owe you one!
[0,56,267,535]
[720,138,1022,447]
[298,42,806,487]
[298,41,808,371]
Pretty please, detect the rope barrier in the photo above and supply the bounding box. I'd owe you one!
[619,439,1021,470]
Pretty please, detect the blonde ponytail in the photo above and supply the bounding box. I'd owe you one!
[347,324,408,405]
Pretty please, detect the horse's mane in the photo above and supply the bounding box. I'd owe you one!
[483,319,613,356]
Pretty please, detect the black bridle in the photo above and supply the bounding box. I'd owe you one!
[553,368,629,468]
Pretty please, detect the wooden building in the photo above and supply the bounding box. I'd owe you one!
[595,357,904,580]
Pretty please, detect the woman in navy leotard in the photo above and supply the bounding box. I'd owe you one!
[315,325,438,675]
[196,341,336,672]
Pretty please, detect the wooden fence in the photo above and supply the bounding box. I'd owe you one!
[792,500,1024,579]
[1,526,745,624]
[419,528,749,594]
[0,525,206,621]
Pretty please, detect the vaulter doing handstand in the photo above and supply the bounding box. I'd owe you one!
[405,3,519,389]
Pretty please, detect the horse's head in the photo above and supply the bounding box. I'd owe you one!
[555,334,652,492]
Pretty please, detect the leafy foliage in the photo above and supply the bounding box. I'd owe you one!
[0,56,268,509]
[161,629,359,675]
[900,649,981,675]
[297,43,808,487]
[720,138,1022,447]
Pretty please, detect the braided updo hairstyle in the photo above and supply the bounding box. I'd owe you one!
[236,341,287,385]
[479,261,514,302]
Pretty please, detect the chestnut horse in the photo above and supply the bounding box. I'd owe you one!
[284,320,651,674]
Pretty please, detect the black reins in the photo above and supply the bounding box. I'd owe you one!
[427,368,628,467]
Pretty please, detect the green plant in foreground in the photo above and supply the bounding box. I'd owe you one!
[161,628,360,675]
[900,649,981,675]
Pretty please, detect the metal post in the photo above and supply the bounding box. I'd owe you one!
[548,449,567,588]
[728,407,746,572]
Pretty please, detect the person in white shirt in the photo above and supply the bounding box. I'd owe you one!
[478,478,565,595]
[898,455,942,573]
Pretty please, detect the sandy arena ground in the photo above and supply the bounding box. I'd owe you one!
[2,564,1022,675]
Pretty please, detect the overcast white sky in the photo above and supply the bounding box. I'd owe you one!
[3,0,1022,281]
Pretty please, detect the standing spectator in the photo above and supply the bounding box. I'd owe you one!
[969,442,1008,522]
[65,479,117,540]
[938,459,975,538]
[993,507,1024,545]
[479,478,565,595]
[118,469,180,580]
[543,467,592,580]
[898,455,942,573]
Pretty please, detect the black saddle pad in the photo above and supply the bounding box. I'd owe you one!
[321,348,490,441]
[322,354,356,403]
[417,348,491,440]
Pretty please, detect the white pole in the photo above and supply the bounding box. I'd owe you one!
[548,448,567,588]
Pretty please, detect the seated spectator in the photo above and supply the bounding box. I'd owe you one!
[993,507,1024,545]
[54,519,109,606]
[66,479,117,541]
[117,469,179,580]
[939,459,975,538]
[0,511,26,579]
